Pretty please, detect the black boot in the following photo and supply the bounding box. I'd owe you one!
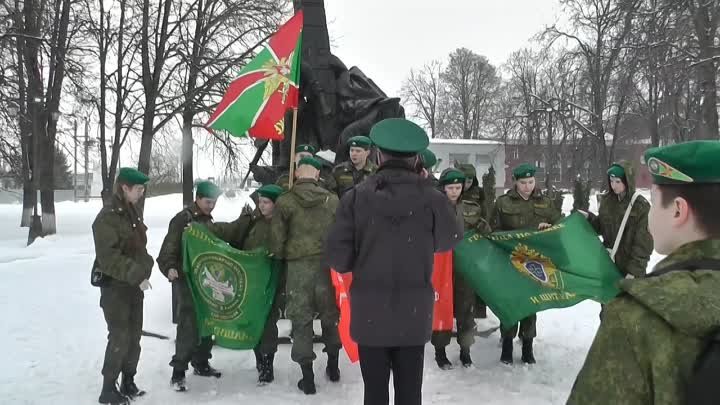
[459,348,473,367]
[297,363,316,395]
[521,339,536,364]
[326,352,340,382]
[434,347,453,370]
[254,348,262,372]
[500,337,514,364]
[192,361,222,378]
[170,369,187,392]
[258,353,275,385]
[119,374,145,399]
[98,378,129,405]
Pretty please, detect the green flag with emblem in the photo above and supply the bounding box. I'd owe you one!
[182,223,279,349]
[454,213,622,327]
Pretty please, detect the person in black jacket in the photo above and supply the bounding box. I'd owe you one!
[326,118,462,405]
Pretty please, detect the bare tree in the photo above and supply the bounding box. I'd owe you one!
[400,60,447,138]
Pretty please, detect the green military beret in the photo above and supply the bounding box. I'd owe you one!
[420,149,437,169]
[513,163,536,180]
[439,169,466,186]
[196,181,223,199]
[348,135,372,150]
[117,167,149,185]
[607,164,626,179]
[644,140,720,184]
[297,156,321,170]
[455,163,477,179]
[295,144,316,154]
[369,118,429,154]
[257,184,283,202]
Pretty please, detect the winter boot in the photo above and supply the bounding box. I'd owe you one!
[170,369,187,392]
[500,337,514,364]
[434,347,453,370]
[459,348,473,367]
[297,363,316,395]
[98,378,129,405]
[119,374,145,398]
[258,353,275,385]
[521,339,536,364]
[254,348,262,372]
[192,361,222,378]
[326,352,340,382]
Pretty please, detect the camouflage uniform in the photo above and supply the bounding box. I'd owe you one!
[431,200,491,351]
[92,195,154,384]
[567,239,720,405]
[331,160,377,198]
[455,163,486,209]
[492,188,562,339]
[275,166,337,192]
[269,178,341,365]
[156,204,251,372]
[586,161,653,278]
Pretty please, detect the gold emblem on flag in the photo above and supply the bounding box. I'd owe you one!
[510,244,564,289]
[261,51,295,104]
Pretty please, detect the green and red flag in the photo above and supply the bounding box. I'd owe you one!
[207,11,303,141]
[453,213,622,327]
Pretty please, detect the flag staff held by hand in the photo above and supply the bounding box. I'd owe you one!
[288,108,299,189]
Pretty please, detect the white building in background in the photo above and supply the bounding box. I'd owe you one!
[428,138,505,196]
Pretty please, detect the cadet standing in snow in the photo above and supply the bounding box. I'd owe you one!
[331,135,377,197]
[567,140,720,405]
[92,168,154,405]
[156,181,251,392]
[579,161,653,279]
[492,163,562,365]
[326,118,462,405]
[270,157,341,395]
[431,168,491,370]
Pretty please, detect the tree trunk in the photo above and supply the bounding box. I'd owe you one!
[182,118,194,207]
[691,1,720,139]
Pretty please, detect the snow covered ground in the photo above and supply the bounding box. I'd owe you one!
[0,191,663,405]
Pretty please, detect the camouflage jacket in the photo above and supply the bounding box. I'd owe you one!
[276,166,337,192]
[242,211,272,251]
[92,196,154,287]
[587,161,653,277]
[270,178,339,260]
[331,160,377,198]
[463,185,485,208]
[567,238,720,405]
[156,203,252,280]
[461,199,492,234]
[491,188,562,231]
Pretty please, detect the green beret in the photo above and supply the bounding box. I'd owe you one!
[513,163,536,180]
[607,164,625,179]
[196,181,222,199]
[295,144,316,154]
[644,140,720,184]
[439,169,466,186]
[297,156,321,170]
[257,184,283,202]
[455,163,477,179]
[420,149,437,169]
[117,167,149,185]
[369,118,429,154]
[348,135,372,150]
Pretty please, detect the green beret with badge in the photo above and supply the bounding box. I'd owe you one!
[297,156,322,171]
[348,135,372,150]
[369,118,429,154]
[257,184,284,202]
[196,181,223,199]
[644,140,720,184]
[117,167,149,185]
[439,168,466,186]
[420,149,437,169]
[512,163,536,180]
[607,164,626,179]
[295,144,317,154]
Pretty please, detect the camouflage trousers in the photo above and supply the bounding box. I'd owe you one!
[170,280,212,371]
[100,284,144,381]
[255,266,287,355]
[431,272,476,350]
[285,256,340,364]
[501,315,537,340]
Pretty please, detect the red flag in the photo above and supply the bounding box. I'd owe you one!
[331,270,359,363]
[432,251,454,331]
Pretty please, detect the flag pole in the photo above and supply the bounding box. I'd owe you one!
[288,108,299,188]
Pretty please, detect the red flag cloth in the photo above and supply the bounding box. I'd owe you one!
[432,251,454,331]
[330,270,359,363]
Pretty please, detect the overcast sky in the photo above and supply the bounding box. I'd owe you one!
[325,0,563,98]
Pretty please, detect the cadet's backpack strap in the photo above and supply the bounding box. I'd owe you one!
[610,191,641,262]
